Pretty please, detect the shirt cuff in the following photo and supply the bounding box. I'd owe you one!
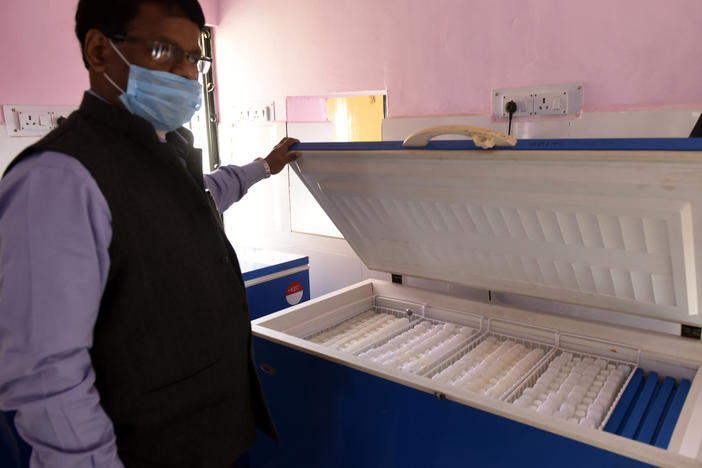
[254,158,271,178]
[243,160,267,183]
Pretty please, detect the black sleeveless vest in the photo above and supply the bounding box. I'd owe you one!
[6,92,276,467]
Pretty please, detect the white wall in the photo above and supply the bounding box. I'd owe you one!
[0,127,40,171]
[220,120,388,298]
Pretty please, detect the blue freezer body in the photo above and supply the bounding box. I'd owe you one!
[251,337,652,468]
[239,249,310,320]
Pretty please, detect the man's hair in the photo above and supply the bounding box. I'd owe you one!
[75,0,205,68]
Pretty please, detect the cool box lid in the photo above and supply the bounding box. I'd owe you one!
[291,136,702,327]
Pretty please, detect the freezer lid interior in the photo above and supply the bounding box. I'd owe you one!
[291,137,702,327]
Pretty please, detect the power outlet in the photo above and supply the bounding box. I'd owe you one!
[3,105,77,137]
[534,91,569,116]
[492,83,582,120]
[500,94,533,118]
[234,103,274,123]
[249,106,270,122]
[18,111,53,130]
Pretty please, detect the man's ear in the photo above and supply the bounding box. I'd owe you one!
[84,29,110,72]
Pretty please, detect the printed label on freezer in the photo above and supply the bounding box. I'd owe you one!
[286,281,304,305]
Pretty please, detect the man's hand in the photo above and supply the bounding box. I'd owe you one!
[264,137,301,175]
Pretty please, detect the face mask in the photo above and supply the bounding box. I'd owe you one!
[104,40,202,132]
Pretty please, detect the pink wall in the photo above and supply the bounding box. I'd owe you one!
[200,0,220,28]
[215,0,702,120]
[0,1,87,124]
[4,1,701,125]
[0,0,220,125]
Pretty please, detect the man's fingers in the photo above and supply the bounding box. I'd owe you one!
[276,137,300,151]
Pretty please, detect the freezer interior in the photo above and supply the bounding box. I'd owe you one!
[252,136,702,467]
[254,282,701,466]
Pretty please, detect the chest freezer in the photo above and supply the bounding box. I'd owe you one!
[251,128,702,467]
[237,247,310,320]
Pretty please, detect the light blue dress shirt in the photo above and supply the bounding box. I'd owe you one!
[0,149,265,467]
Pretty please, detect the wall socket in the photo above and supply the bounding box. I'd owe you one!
[492,83,583,120]
[499,94,534,119]
[234,102,275,123]
[3,105,77,137]
[534,91,570,116]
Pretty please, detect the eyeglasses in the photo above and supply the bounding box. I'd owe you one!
[109,35,212,74]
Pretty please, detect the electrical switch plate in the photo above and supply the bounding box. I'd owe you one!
[3,105,77,137]
[534,91,569,116]
[492,83,583,120]
[233,102,275,123]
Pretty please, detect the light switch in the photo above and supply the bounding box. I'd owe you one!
[39,113,53,127]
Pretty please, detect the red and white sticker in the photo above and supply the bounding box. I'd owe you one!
[286,281,304,305]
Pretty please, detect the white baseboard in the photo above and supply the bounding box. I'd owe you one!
[0,125,41,173]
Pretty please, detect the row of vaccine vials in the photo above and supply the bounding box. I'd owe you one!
[357,321,477,375]
[309,310,410,353]
[431,336,545,399]
[512,352,631,428]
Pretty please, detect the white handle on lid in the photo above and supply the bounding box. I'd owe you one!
[402,125,517,149]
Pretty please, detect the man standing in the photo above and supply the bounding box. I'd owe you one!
[0,1,299,466]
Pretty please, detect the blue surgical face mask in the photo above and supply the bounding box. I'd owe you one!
[104,40,202,132]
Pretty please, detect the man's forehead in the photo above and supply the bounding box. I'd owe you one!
[127,3,202,50]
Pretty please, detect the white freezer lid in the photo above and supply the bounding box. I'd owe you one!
[291,137,702,327]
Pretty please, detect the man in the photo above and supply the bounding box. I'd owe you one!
[0,0,300,466]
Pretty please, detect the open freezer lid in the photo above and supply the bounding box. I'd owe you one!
[291,136,702,327]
